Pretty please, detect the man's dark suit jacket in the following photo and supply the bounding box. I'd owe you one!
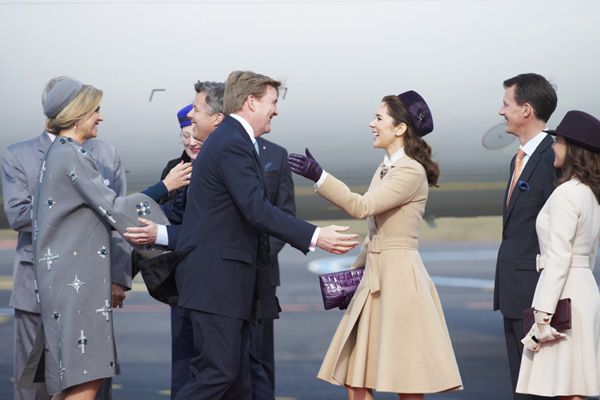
[160,151,190,249]
[253,137,296,320]
[175,116,315,321]
[494,134,557,319]
[256,136,296,287]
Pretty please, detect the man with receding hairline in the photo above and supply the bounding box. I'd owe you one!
[172,70,359,399]
[494,72,559,400]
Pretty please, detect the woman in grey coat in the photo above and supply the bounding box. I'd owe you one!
[25,78,178,399]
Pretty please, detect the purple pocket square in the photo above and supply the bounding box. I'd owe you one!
[518,180,532,192]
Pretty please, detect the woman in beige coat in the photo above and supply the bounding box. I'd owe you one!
[517,110,600,399]
[288,91,462,399]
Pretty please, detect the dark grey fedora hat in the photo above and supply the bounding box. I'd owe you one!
[545,110,600,152]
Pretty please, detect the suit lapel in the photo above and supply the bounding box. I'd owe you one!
[502,156,516,226]
[226,116,267,190]
[256,138,271,171]
[503,135,553,227]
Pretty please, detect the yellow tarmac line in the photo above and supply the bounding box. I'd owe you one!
[294,181,505,196]
[0,275,13,290]
[131,281,148,292]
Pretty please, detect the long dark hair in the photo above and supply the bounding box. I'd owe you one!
[556,138,600,203]
[382,95,439,186]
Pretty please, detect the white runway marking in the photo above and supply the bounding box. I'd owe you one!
[308,250,496,290]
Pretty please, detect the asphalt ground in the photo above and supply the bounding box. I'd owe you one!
[1,235,598,399]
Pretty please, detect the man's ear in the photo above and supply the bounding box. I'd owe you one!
[523,103,533,119]
[247,95,256,112]
[213,112,224,126]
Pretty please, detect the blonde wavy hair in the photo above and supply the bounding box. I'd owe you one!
[45,85,103,134]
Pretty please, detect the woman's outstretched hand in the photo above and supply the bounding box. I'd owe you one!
[287,148,323,183]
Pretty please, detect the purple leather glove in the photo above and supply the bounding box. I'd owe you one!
[287,148,323,183]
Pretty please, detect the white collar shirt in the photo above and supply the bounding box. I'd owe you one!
[230,113,256,147]
[519,131,549,170]
[383,147,406,167]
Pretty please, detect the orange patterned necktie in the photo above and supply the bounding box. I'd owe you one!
[506,149,526,206]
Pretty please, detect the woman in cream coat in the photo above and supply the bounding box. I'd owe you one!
[517,110,600,399]
[288,91,462,399]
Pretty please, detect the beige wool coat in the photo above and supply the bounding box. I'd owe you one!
[316,155,463,394]
[517,179,600,396]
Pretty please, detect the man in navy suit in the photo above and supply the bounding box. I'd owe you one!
[125,81,225,399]
[494,73,558,400]
[173,71,358,399]
[249,136,295,399]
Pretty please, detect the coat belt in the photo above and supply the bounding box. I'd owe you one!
[536,253,590,272]
[366,236,418,293]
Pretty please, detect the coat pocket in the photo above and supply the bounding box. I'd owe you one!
[221,247,253,265]
[20,248,34,265]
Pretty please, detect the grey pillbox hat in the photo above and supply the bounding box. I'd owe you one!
[43,77,83,118]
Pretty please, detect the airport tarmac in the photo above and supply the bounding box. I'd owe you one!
[0,236,598,399]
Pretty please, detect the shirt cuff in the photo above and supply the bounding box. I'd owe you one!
[155,224,169,246]
[314,171,328,189]
[309,227,320,252]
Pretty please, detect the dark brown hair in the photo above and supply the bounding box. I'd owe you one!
[382,95,439,186]
[556,138,600,203]
[503,73,557,123]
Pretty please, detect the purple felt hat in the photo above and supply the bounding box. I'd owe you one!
[545,110,600,152]
[397,90,434,136]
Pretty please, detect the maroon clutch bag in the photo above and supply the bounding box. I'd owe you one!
[319,268,364,310]
[523,298,572,335]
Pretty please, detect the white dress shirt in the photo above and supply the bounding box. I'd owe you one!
[519,131,549,170]
[505,131,550,189]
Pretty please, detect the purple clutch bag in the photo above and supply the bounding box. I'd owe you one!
[319,268,364,310]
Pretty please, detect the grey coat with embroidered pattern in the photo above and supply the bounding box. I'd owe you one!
[25,137,167,394]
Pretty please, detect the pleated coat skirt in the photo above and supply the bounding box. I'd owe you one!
[316,156,462,393]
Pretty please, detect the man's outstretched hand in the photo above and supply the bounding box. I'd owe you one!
[123,217,158,246]
[317,225,360,254]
